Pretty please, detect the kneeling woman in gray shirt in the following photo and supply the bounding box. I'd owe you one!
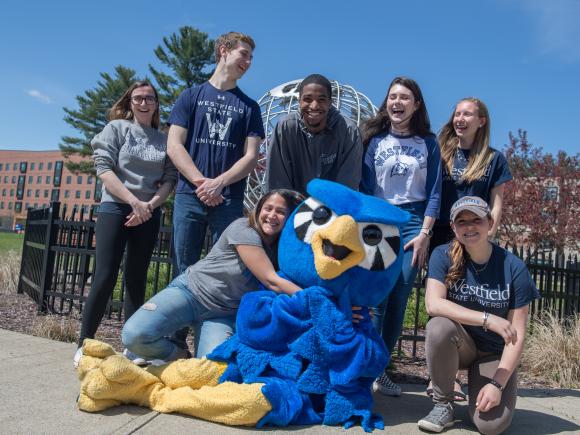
[75,81,176,367]
[122,189,304,362]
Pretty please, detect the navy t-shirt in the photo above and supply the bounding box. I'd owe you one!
[428,243,540,353]
[439,147,512,222]
[168,82,265,200]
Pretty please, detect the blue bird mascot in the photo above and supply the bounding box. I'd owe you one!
[77,179,410,432]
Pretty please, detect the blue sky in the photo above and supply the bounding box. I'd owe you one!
[1,0,579,156]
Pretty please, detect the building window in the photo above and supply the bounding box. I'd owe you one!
[51,189,59,202]
[28,175,33,183]
[82,205,89,214]
[44,190,49,198]
[48,162,53,170]
[26,189,32,197]
[1,188,5,196]
[35,189,40,198]
[13,163,17,170]
[87,175,93,184]
[2,176,7,183]
[16,175,25,200]
[66,175,72,184]
[0,202,3,209]
[10,188,14,196]
[39,162,44,170]
[0,163,3,171]
[85,190,91,199]
[37,175,42,183]
[45,175,51,184]
[11,176,16,183]
[8,202,13,210]
[77,175,83,184]
[30,162,35,171]
[64,190,70,198]
[20,162,27,173]
[75,190,81,199]
[53,161,63,187]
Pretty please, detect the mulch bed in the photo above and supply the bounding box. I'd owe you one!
[0,290,551,389]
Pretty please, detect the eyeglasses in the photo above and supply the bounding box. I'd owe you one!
[131,95,157,105]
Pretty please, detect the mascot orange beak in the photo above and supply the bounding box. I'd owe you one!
[310,215,365,280]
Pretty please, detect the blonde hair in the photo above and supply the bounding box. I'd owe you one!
[438,97,494,183]
[215,32,255,62]
[108,81,160,129]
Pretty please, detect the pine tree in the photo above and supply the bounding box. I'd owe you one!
[149,26,215,122]
[59,65,138,173]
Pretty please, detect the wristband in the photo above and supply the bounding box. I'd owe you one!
[420,228,433,238]
[482,311,489,332]
[488,379,504,392]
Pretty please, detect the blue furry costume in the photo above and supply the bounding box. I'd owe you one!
[77,179,410,432]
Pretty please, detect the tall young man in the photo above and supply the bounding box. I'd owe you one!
[167,32,265,275]
[266,74,363,195]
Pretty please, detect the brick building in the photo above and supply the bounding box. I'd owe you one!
[0,150,100,229]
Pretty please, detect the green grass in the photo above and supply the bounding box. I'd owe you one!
[403,287,429,329]
[0,232,24,254]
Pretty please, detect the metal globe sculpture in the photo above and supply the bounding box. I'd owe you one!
[243,79,378,209]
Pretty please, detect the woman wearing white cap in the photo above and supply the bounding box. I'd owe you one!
[417,196,539,434]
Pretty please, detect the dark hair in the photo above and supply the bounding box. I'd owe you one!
[361,76,433,147]
[248,189,305,267]
[108,81,160,129]
[298,74,332,98]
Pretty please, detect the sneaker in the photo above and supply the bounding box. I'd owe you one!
[122,348,149,366]
[73,347,83,369]
[372,371,401,396]
[418,402,455,433]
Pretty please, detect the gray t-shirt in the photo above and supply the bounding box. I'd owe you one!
[91,119,177,203]
[186,218,274,315]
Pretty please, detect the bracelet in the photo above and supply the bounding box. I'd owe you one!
[420,228,433,238]
[488,379,504,392]
[482,311,489,332]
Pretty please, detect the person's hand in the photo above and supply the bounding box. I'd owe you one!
[475,382,502,413]
[404,232,430,268]
[487,314,517,345]
[195,177,224,206]
[126,200,152,227]
[352,306,372,323]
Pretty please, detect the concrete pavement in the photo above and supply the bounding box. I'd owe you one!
[1,328,578,434]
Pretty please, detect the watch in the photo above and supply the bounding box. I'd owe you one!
[421,228,433,238]
[488,379,504,392]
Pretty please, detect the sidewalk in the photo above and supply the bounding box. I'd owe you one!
[1,328,578,435]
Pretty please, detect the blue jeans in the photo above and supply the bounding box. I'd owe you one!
[372,201,425,353]
[172,193,244,275]
[122,274,235,360]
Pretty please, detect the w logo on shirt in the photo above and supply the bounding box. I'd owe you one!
[206,113,232,140]
[390,161,409,177]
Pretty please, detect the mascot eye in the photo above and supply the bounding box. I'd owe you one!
[312,206,332,225]
[357,222,400,271]
[294,197,337,244]
[362,225,382,246]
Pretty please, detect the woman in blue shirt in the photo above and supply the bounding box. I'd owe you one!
[418,196,539,434]
[361,77,442,396]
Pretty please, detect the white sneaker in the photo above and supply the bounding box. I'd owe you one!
[372,371,402,396]
[73,347,83,369]
[122,348,149,366]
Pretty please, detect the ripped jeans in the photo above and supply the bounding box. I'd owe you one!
[121,273,235,360]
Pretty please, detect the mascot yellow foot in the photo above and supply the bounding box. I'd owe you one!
[77,339,271,426]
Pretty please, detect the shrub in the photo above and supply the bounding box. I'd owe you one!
[0,251,20,295]
[31,314,79,343]
[521,313,580,388]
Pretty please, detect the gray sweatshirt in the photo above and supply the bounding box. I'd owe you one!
[265,107,363,195]
[91,119,177,203]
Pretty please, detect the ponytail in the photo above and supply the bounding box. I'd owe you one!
[445,238,469,288]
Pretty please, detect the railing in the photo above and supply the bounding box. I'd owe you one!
[17,203,580,358]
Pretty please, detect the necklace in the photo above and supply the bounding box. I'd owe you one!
[470,259,490,275]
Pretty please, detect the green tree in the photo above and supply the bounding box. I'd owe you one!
[59,65,138,173]
[149,26,215,122]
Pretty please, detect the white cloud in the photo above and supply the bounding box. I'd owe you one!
[26,89,52,104]
[517,0,580,63]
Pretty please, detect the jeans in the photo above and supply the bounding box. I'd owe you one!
[172,193,244,276]
[372,201,425,353]
[122,273,236,360]
[79,209,160,346]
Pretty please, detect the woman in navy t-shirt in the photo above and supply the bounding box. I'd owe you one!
[431,98,512,251]
[418,196,539,434]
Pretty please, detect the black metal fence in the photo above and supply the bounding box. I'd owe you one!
[17,202,580,358]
